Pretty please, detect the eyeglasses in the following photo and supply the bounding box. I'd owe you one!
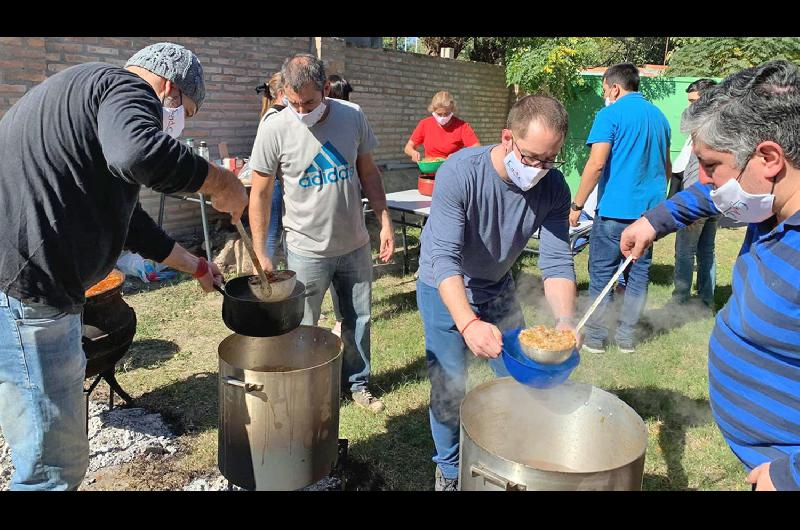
[511,136,565,169]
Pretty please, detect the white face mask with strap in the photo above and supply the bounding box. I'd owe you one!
[709,156,776,223]
[161,89,186,139]
[162,105,185,139]
[503,148,549,191]
[289,99,327,127]
[433,112,453,126]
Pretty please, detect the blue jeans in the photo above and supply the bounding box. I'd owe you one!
[673,217,717,306]
[416,280,523,480]
[287,243,373,393]
[0,291,88,490]
[265,178,284,261]
[583,216,653,347]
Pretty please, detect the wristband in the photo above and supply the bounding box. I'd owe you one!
[459,316,481,336]
[193,257,209,279]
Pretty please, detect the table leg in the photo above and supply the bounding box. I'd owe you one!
[157,193,166,227]
[198,193,212,262]
[401,211,408,275]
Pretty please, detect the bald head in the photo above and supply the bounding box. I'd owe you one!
[281,53,327,94]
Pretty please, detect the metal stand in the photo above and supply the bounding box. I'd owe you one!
[157,193,214,262]
[83,370,134,434]
[198,193,213,261]
[335,438,349,484]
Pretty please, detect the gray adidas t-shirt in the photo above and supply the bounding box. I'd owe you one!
[249,98,378,257]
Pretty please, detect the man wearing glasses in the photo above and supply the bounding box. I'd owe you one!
[568,63,672,354]
[416,95,578,491]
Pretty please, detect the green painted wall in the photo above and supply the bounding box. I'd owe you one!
[561,75,720,194]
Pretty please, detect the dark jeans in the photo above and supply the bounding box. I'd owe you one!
[265,179,284,261]
[583,216,653,346]
[416,280,524,480]
[673,217,717,306]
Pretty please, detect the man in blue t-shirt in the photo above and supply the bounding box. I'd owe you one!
[568,63,671,353]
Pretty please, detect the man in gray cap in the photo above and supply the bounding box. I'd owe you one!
[0,42,247,490]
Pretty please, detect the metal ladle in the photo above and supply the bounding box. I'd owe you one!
[518,255,634,365]
[575,254,635,334]
[233,220,272,300]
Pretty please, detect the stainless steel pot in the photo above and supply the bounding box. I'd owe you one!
[459,378,647,491]
[218,326,342,490]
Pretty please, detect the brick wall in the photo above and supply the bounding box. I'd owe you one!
[0,37,511,239]
[343,44,512,165]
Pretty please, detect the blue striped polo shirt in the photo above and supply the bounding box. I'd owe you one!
[645,182,800,491]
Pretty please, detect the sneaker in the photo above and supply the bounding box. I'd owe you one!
[617,342,636,353]
[434,467,459,491]
[581,342,605,354]
[351,389,385,413]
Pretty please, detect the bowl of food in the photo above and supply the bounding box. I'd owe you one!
[501,328,580,389]
[417,157,446,174]
[517,325,577,365]
[245,269,297,302]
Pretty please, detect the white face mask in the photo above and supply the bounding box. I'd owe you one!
[433,112,453,126]
[289,99,327,127]
[162,105,185,139]
[604,97,613,107]
[503,148,549,191]
[710,177,775,223]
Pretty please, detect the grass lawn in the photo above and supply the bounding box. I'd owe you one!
[99,221,749,491]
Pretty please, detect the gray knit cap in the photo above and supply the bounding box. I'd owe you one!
[126,42,206,109]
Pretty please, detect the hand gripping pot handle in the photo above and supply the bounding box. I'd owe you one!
[470,463,527,491]
[224,376,265,395]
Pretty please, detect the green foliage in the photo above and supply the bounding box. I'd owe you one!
[465,37,529,65]
[666,37,800,77]
[505,37,674,101]
[589,37,669,66]
[506,38,601,101]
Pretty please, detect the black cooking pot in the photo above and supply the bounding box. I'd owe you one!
[214,275,310,337]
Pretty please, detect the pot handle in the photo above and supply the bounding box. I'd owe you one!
[213,278,227,296]
[84,333,110,343]
[224,376,265,395]
[470,464,527,491]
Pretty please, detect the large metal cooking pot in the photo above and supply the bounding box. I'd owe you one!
[218,326,342,491]
[459,378,647,491]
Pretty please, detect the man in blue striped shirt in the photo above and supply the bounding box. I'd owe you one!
[621,60,800,491]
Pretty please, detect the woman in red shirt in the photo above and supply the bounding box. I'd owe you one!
[404,91,480,162]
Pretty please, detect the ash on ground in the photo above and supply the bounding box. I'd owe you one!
[183,471,343,491]
[0,401,178,490]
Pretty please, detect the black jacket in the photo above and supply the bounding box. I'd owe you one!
[0,62,208,313]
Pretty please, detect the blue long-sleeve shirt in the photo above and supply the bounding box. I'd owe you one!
[418,145,575,305]
[645,183,800,490]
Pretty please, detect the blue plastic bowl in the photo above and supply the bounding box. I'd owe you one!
[501,328,580,389]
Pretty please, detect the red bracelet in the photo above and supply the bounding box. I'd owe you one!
[193,257,209,279]
[459,317,481,336]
